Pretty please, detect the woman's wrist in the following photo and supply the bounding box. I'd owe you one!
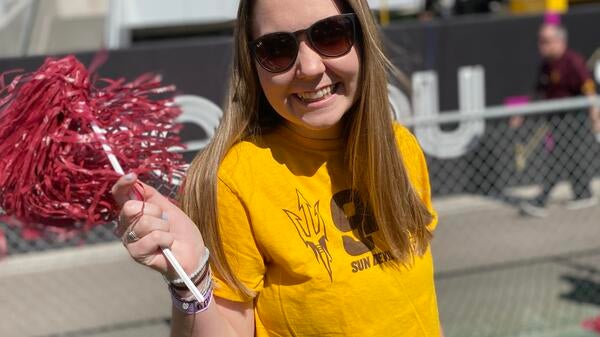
[165,247,214,315]
[171,267,213,297]
[169,280,214,315]
[169,269,214,314]
[163,247,210,287]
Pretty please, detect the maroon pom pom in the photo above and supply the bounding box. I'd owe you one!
[0,55,186,233]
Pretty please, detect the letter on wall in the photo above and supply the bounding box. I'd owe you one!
[412,66,485,159]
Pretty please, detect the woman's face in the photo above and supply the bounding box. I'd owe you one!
[251,0,360,139]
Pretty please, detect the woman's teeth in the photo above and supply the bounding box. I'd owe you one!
[296,84,336,102]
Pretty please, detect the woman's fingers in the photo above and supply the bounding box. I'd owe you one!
[122,200,162,218]
[128,215,170,239]
[127,230,175,271]
[111,173,138,207]
[111,173,177,213]
[111,173,205,275]
[115,200,163,236]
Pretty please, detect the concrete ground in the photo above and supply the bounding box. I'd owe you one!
[1,184,600,337]
[434,192,600,337]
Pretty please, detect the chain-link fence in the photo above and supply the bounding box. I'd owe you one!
[418,97,600,337]
[1,97,600,337]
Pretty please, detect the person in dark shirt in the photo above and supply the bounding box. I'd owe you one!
[518,23,600,217]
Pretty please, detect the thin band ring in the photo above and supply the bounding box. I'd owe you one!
[125,229,140,243]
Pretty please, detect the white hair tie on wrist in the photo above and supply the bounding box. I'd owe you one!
[164,247,210,287]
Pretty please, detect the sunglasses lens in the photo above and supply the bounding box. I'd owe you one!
[310,15,355,57]
[251,15,356,73]
[253,33,298,72]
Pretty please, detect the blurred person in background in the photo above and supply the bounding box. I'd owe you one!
[514,22,600,217]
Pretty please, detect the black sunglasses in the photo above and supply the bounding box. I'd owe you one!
[249,13,358,73]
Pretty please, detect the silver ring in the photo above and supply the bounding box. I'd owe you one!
[126,229,139,243]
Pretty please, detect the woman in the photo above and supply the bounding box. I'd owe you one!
[112,0,441,336]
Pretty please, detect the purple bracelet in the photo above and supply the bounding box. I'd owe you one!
[169,285,213,315]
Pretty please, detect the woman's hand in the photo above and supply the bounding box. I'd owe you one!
[111,173,205,279]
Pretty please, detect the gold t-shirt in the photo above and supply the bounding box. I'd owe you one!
[213,123,440,337]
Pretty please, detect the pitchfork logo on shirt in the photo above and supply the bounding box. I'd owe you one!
[283,190,333,281]
[283,188,384,281]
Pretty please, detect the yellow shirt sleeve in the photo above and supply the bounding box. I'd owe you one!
[212,177,266,302]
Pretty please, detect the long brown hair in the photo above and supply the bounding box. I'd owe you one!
[180,0,433,299]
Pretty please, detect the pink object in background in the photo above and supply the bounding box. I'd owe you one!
[544,12,561,26]
[0,228,6,258]
[544,132,555,152]
[582,316,600,335]
[504,95,530,106]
